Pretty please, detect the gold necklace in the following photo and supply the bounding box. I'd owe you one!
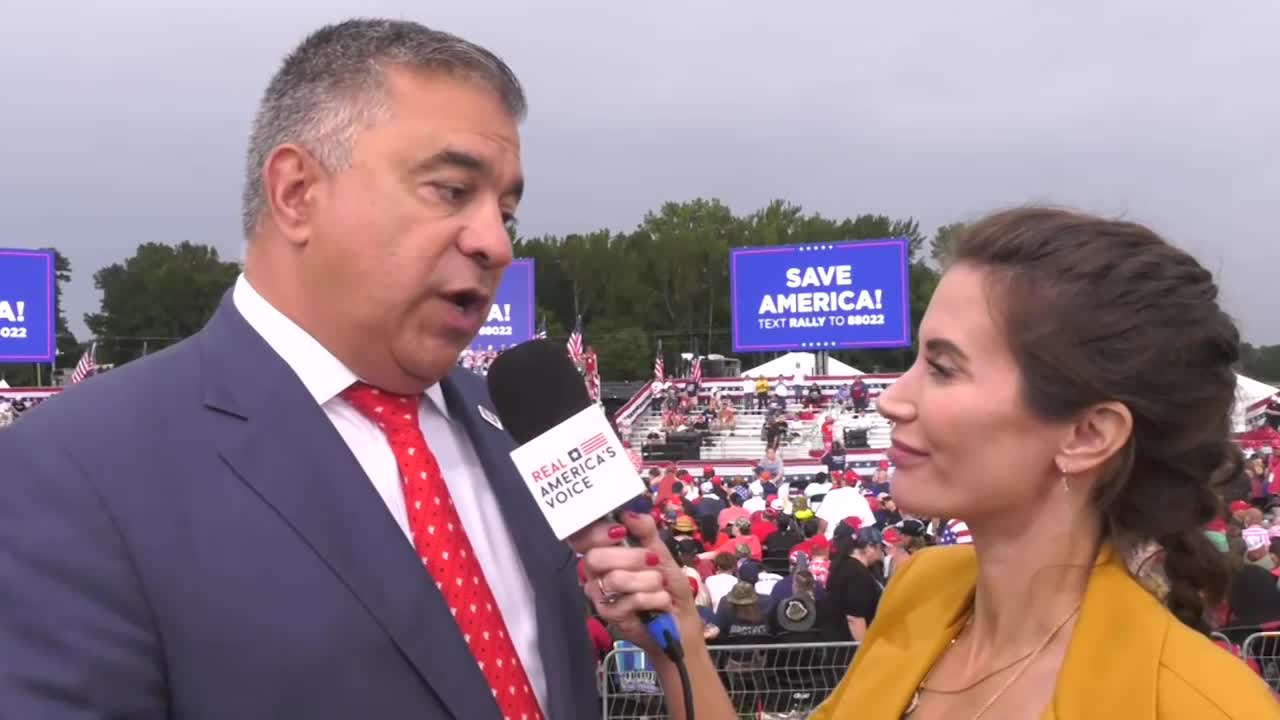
[969,603,1080,719]
[920,649,1036,694]
[904,602,1082,719]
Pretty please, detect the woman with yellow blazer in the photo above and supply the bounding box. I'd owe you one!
[813,544,1275,718]
[575,207,1278,719]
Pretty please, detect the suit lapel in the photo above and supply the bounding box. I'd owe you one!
[439,370,567,577]
[197,297,502,720]
[440,370,590,719]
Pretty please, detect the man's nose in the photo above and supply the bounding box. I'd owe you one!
[459,204,514,269]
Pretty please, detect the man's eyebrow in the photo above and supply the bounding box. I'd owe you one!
[414,148,524,201]
[924,337,969,363]
[415,149,487,174]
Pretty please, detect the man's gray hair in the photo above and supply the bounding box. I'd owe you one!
[241,18,526,239]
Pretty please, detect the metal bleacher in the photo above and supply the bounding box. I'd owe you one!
[626,392,893,463]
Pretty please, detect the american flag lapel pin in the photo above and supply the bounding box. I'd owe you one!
[478,405,503,431]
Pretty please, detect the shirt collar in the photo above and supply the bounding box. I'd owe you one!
[232,274,450,419]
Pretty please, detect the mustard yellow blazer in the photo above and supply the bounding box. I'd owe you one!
[810,545,1279,719]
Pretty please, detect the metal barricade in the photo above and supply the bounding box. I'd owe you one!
[600,641,858,720]
[1241,631,1280,691]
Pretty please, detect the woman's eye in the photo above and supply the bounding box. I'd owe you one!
[926,360,954,379]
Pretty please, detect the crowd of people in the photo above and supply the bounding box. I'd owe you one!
[456,346,503,376]
[0,395,47,427]
[590,463,982,655]
[591,416,1280,711]
[1214,448,1280,634]
[641,373,882,466]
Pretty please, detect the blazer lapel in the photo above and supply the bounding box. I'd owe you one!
[1051,547,1162,720]
[440,370,592,719]
[197,297,502,720]
[831,552,977,715]
[817,545,1164,720]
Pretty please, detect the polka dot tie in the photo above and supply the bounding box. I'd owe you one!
[342,382,543,720]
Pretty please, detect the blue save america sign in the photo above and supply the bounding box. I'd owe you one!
[470,259,535,350]
[0,249,56,363]
[730,239,911,352]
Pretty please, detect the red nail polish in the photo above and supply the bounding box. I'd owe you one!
[607,526,628,541]
[646,552,660,567]
[576,559,587,584]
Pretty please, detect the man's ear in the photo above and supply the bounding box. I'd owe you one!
[261,143,325,246]
[1055,400,1133,478]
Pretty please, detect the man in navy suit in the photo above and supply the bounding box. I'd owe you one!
[0,19,598,719]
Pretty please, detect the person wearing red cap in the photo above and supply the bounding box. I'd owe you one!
[881,526,913,579]
[821,415,836,453]
[864,462,891,496]
[701,518,763,562]
[748,511,777,543]
[806,535,832,587]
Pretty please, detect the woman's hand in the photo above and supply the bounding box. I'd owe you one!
[569,511,704,659]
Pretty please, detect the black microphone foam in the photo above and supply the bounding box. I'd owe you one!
[486,339,592,445]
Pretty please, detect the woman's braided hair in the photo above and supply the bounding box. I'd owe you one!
[950,207,1238,632]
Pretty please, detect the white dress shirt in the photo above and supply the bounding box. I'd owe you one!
[233,275,548,712]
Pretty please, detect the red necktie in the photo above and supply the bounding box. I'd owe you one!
[342,382,543,720]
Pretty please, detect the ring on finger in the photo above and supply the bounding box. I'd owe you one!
[597,577,621,605]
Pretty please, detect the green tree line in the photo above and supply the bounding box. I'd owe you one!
[4,198,1278,386]
[515,198,941,379]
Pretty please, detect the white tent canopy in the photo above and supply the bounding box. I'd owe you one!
[742,351,863,379]
[1233,372,1277,433]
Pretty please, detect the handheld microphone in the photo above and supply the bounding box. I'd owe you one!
[487,339,683,654]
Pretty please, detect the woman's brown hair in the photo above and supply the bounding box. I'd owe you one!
[949,207,1238,632]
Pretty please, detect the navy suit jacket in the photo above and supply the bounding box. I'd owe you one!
[0,296,598,719]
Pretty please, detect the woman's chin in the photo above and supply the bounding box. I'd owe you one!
[890,472,953,519]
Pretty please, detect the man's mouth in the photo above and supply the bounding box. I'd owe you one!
[442,288,489,314]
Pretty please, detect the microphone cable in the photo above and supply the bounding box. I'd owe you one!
[640,611,694,720]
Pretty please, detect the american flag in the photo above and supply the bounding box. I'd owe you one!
[67,342,98,385]
[578,431,609,455]
[653,340,664,383]
[566,316,584,365]
[534,317,547,340]
[938,519,972,545]
[690,356,702,386]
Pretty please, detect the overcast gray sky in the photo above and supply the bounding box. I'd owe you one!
[2,0,1276,345]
